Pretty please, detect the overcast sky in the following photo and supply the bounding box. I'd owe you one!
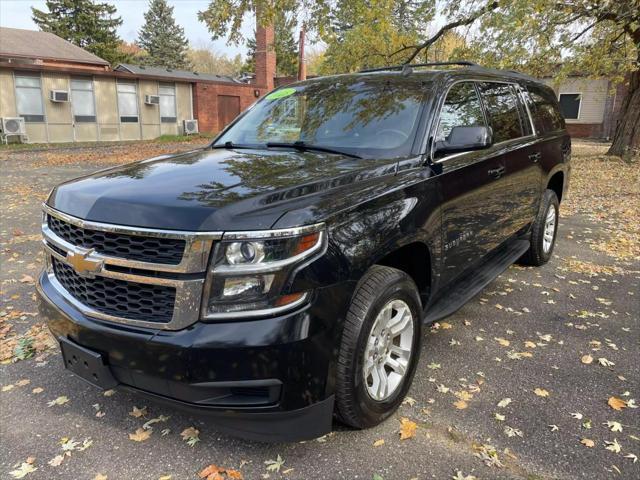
[0,0,253,56]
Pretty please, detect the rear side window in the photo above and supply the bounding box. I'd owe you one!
[436,82,486,142]
[525,85,564,133]
[477,82,524,143]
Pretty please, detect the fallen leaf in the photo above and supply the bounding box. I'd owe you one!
[47,396,69,407]
[504,426,523,438]
[497,398,512,408]
[452,471,476,480]
[571,412,584,420]
[598,357,615,367]
[605,421,623,432]
[402,396,416,406]
[399,417,417,440]
[103,389,116,397]
[524,341,536,348]
[534,388,550,397]
[624,453,638,463]
[48,455,65,467]
[549,424,559,432]
[494,337,510,347]
[2,385,14,392]
[93,475,108,480]
[437,384,450,393]
[129,406,147,418]
[128,428,152,442]
[9,462,37,478]
[373,439,385,447]
[19,275,34,284]
[605,438,622,453]
[31,387,43,394]
[180,427,200,447]
[581,354,593,364]
[608,397,627,411]
[265,455,285,473]
[453,400,468,410]
[581,438,595,448]
[494,413,505,421]
[16,379,30,386]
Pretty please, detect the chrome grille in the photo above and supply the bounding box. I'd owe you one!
[41,204,221,330]
[53,258,175,323]
[48,215,185,265]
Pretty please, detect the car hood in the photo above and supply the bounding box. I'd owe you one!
[48,147,401,231]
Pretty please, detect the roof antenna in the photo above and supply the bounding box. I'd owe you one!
[401,64,413,76]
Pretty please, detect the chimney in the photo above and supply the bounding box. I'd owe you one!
[255,24,276,90]
[297,26,306,81]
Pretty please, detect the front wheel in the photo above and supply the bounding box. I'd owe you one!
[520,189,559,266]
[335,265,422,429]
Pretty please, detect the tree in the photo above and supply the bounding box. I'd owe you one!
[118,41,148,64]
[244,8,299,77]
[31,0,124,65]
[394,1,639,158]
[137,0,191,70]
[187,45,245,77]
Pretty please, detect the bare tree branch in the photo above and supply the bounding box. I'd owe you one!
[392,1,500,64]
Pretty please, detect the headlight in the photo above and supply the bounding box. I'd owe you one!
[202,224,325,319]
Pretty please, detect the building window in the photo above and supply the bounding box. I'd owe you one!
[71,78,96,123]
[558,93,581,120]
[117,80,139,123]
[159,82,176,123]
[15,72,45,122]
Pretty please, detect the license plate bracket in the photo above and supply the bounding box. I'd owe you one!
[59,337,118,390]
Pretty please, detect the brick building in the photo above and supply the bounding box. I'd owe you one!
[0,26,276,143]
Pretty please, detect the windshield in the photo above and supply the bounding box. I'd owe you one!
[214,77,428,158]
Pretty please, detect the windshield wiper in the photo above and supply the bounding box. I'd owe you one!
[266,141,362,159]
[211,141,256,150]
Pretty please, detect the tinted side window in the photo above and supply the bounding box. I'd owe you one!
[526,85,564,133]
[478,82,523,143]
[436,82,486,142]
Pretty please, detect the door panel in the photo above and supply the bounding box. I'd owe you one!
[432,81,508,286]
[435,151,507,285]
[217,95,240,131]
[477,82,540,237]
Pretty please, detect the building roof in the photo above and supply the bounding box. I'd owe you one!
[0,27,109,66]
[115,63,243,84]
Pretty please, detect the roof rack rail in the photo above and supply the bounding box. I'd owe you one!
[360,61,479,73]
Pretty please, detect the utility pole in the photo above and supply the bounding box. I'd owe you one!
[297,25,306,81]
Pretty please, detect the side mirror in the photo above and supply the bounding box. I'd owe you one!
[435,125,492,156]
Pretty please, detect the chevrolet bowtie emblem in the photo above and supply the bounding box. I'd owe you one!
[67,249,103,276]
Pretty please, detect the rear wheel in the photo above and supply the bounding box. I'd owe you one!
[520,189,559,266]
[335,265,422,428]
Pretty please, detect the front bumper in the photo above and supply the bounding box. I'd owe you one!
[37,272,354,442]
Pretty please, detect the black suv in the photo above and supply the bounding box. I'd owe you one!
[37,62,570,442]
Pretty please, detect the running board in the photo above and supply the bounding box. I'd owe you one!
[423,239,530,324]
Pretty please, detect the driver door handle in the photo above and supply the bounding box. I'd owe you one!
[488,166,505,179]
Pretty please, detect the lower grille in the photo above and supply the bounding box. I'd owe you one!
[52,258,175,323]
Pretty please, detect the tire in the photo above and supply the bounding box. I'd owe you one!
[519,189,559,266]
[335,265,422,429]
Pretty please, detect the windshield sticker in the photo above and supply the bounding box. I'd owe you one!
[265,88,297,100]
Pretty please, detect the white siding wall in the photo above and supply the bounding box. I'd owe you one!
[544,77,609,124]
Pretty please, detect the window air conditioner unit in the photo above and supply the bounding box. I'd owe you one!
[183,119,198,135]
[145,94,160,105]
[50,90,69,102]
[1,117,26,135]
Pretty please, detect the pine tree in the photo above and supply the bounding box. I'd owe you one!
[136,0,191,70]
[245,12,299,77]
[31,0,125,65]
